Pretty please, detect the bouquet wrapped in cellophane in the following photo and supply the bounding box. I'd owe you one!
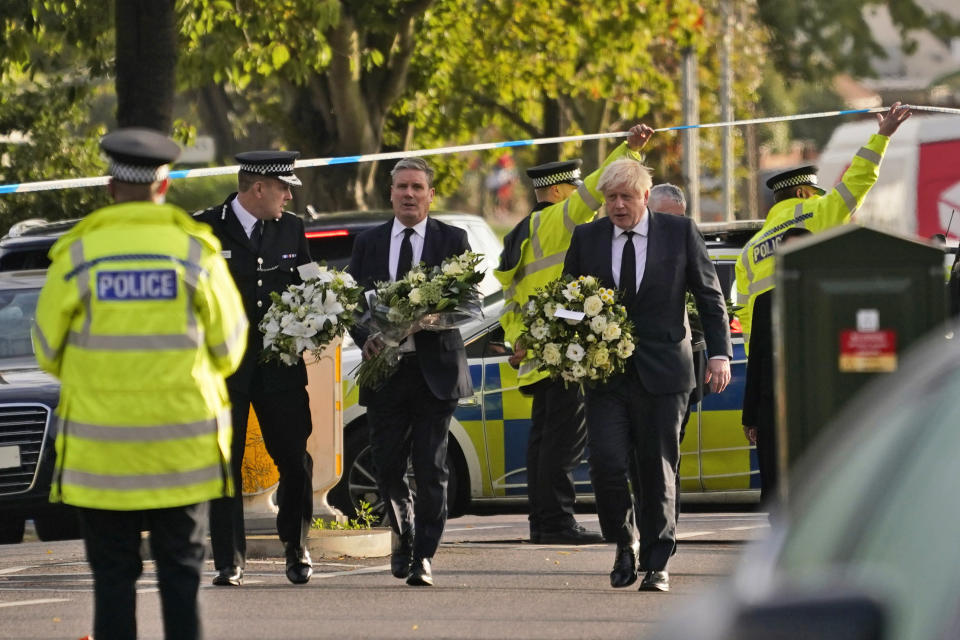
[355,250,484,389]
[259,262,363,366]
[517,274,635,386]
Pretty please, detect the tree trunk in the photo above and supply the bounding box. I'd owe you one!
[537,97,563,165]
[115,0,176,132]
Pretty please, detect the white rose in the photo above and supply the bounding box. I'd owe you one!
[602,323,622,341]
[583,295,603,317]
[408,288,423,305]
[565,343,585,363]
[542,343,562,365]
[592,348,610,368]
[590,315,607,334]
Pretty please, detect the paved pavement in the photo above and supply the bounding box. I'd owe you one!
[0,510,767,639]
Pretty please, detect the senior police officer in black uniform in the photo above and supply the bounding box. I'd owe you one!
[195,151,315,586]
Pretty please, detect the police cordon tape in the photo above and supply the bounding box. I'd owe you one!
[2,104,959,196]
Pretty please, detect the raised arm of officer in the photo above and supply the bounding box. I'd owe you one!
[626,123,655,151]
[876,101,911,137]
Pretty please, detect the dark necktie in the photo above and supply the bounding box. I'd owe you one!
[251,220,263,250]
[620,230,636,304]
[396,227,414,280]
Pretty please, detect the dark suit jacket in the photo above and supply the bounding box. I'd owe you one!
[347,217,473,405]
[563,213,732,395]
[194,193,312,393]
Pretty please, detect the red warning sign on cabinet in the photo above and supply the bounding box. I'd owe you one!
[839,330,897,373]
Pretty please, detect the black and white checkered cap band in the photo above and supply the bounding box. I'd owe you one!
[109,161,169,184]
[531,168,582,189]
[770,173,818,191]
[240,162,295,176]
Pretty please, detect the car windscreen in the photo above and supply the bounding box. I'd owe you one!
[0,248,52,271]
[0,288,40,358]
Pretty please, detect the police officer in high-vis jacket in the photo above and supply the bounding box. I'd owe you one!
[194,151,315,587]
[494,124,652,544]
[735,102,912,352]
[32,128,248,640]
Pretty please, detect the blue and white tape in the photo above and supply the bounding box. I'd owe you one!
[2,104,958,196]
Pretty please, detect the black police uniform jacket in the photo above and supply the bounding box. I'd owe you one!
[194,193,312,392]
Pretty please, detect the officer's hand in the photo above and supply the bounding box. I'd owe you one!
[704,358,731,394]
[508,347,527,369]
[742,425,757,445]
[362,334,386,360]
[627,124,655,151]
[876,101,911,137]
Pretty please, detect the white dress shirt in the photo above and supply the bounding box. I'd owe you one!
[611,212,649,291]
[231,198,260,238]
[389,217,427,281]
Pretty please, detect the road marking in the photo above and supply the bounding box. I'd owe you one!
[444,525,513,532]
[0,598,69,608]
[677,531,716,539]
[312,564,390,579]
[0,567,29,575]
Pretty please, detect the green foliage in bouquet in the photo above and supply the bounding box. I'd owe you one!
[519,275,636,387]
[684,291,742,339]
[356,251,484,389]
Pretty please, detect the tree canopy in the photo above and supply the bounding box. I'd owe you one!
[1,0,958,231]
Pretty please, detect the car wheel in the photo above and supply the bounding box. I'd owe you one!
[34,508,81,542]
[328,420,467,524]
[0,518,25,544]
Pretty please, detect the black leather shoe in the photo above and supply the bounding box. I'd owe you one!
[391,532,413,579]
[406,557,433,586]
[212,566,243,587]
[284,544,313,585]
[609,541,640,588]
[539,523,604,545]
[639,570,669,592]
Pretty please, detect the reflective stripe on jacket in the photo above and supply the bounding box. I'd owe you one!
[32,201,248,510]
[735,133,890,352]
[494,142,643,385]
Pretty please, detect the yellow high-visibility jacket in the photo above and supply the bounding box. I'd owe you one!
[494,142,643,386]
[735,133,891,351]
[32,201,248,511]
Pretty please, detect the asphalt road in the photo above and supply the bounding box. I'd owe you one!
[0,511,767,640]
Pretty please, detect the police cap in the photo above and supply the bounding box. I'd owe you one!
[100,128,180,184]
[766,165,826,195]
[235,150,302,187]
[526,159,583,189]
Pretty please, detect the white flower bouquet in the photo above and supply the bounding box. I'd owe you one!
[356,250,484,389]
[259,262,363,366]
[518,274,635,386]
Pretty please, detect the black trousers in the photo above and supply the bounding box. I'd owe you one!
[756,419,778,505]
[210,379,313,569]
[366,356,457,560]
[79,503,208,640]
[585,373,687,571]
[524,377,586,533]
